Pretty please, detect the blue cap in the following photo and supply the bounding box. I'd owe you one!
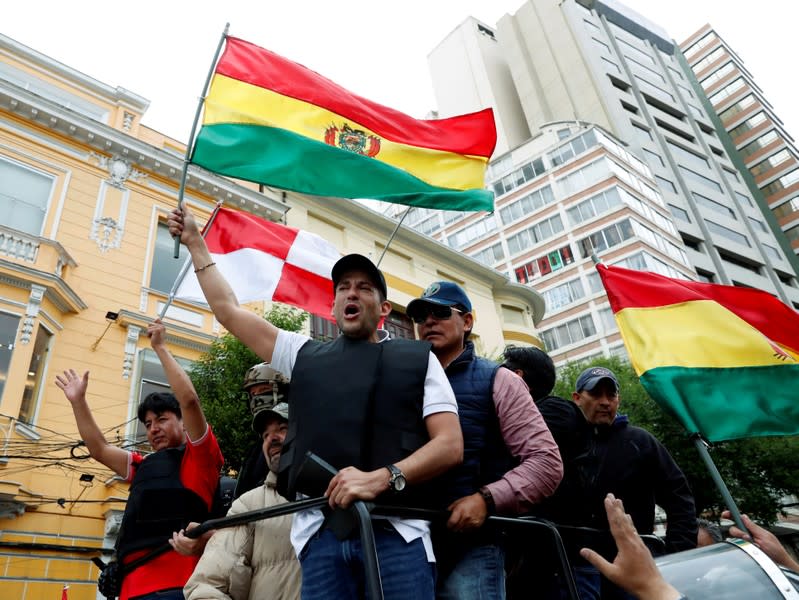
[575,366,619,394]
[406,281,472,320]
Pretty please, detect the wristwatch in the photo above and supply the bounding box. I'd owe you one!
[385,464,407,492]
[478,486,495,514]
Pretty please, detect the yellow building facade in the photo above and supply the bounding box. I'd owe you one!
[0,33,543,599]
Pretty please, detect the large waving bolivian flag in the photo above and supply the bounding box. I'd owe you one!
[191,37,496,211]
[598,264,799,442]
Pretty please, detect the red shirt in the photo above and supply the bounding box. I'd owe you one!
[120,426,223,600]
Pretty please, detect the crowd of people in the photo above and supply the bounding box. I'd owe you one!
[58,203,798,600]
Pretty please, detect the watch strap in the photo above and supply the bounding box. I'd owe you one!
[478,486,495,513]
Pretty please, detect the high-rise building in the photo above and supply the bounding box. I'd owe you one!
[428,16,531,155]
[411,0,799,363]
[680,25,799,258]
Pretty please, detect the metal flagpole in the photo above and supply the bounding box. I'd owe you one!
[691,434,749,535]
[160,202,223,319]
[173,23,230,259]
[375,206,412,267]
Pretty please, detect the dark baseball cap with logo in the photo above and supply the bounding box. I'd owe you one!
[406,281,472,322]
[575,366,619,394]
[331,254,388,298]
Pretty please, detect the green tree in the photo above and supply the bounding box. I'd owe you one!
[190,304,307,471]
[553,355,799,524]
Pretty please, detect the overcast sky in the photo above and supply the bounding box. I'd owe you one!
[3,1,798,145]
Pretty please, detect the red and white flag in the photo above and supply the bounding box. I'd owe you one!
[175,207,340,317]
[61,585,69,600]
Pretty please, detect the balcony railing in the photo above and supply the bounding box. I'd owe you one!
[0,224,76,277]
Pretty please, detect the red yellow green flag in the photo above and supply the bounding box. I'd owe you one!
[597,264,799,442]
[191,36,497,211]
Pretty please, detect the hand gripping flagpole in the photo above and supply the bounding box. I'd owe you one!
[160,201,223,319]
[173,23,230,259]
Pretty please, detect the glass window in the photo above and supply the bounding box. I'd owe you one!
[655,176,677,194]
[0,157,54,236]
[449,216,497,250]
[750,150,793,177]
[383,311,415,341]
[643,149,664,167]
[149,222,186,294]
[668,204,691,223]
[739,131,779,159]
[691,46,724,72]
[0,313,20,402]
[506,214,564,256]
[762,244,782,262]
[18,325,52,424]
[772,195,799,219]
[310,314,338,341]
[707,220,750,246]
[693,192,736,219]
[542,278,585,312]
[718,94,756,122]
[472,243,504,266]
[499,186,555,225]
[541,314,596,351]
[667,141,709,171]
[729,112,768,138]
[684,32,718,60]
[708,78,745,105]
[761,168,799,196]
[699,61,735,88]
[679,167,723,193]
[631,123,653,144]
[735,191,754,208]
[748,216,768,233]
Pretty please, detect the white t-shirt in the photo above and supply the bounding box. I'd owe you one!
[270,328,458,563]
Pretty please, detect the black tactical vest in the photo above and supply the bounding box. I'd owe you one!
[116,446,210,559]
[277,335,434,506]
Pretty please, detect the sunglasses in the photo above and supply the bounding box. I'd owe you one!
[410,304,463,324]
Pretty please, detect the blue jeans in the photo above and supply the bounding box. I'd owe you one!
[300,524,435,599]
[437,543,505,600]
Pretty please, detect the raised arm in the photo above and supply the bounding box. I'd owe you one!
[147,319,206,443]
[580,494,683,600]
[723,510,799,572]
[168,206,279,362]
[55,369,130,478]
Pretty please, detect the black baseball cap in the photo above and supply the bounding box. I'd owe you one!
[331,254,388,298]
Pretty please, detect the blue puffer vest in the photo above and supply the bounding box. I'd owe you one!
[440,342,515,505]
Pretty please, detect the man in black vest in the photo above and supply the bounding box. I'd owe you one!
[407,282,563,599]
[169,206,463,600]
[56,319,223,600]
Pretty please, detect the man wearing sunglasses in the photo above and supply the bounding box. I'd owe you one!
[407,282,563,599]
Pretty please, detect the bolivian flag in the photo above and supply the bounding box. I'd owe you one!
[191,36,496,211]
[598,264,799,442]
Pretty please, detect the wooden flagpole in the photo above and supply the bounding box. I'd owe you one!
[173,23,229,259]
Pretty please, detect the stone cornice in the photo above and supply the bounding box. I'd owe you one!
[0,33,149,111]
[0,80,289,220]
[115,309,215,352]
[0,261,87,313]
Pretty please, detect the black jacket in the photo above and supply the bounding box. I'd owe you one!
[535,402,697,554]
